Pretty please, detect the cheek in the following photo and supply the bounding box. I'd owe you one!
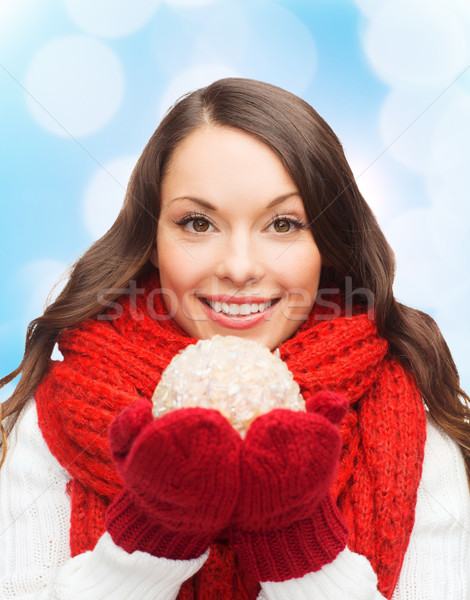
[276,247,322,294]
[156,236,212,297]
[159,250,192,294]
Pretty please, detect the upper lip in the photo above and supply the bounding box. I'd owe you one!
[200,295,279,304]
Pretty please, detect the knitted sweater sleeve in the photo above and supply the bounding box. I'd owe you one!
[0,400,208,599]
[1,403,469,599]
[258,413,470,600]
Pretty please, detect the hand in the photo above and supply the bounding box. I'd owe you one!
[106,400,242,560]
[229,391,349,582]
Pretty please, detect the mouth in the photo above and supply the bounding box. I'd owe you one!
[198,296,281,329]
[201,297,279,316]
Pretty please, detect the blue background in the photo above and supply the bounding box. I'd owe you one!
[1,0,469,398]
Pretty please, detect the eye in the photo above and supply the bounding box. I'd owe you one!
[191,217,211,232]
[173,214,214,233]
[272,218,292,233]
[268,216,305,234]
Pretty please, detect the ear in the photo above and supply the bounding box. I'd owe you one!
[150,247,158,268]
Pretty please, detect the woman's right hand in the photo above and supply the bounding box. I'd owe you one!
[105,400,242,560]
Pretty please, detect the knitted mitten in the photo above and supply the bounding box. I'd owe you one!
[105,400,242,560]
[230,391,349,582]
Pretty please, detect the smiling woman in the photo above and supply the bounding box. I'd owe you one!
[153,126,321,349]
[0,78,469,600]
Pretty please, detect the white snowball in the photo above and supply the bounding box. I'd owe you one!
[158,63,240,118]
[83,156,138,240]
[379,88,456,173]
[65,0,161,37]
[363,0,468,87]
[25,35,124,137]
[430,92,470,177]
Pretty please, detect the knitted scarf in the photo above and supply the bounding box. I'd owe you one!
[35,271,426,599]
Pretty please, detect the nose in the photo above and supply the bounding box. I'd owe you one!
[214,231,264,287]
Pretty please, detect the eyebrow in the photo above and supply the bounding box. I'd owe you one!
[169,192,301,210]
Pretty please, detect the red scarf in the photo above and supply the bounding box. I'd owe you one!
[35,271,426,599]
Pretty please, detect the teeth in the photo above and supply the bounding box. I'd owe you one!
[206,299,273,316]
[239,304,251,315]
[229,303,240,315]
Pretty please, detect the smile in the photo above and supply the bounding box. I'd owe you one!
[199,296,280,330]
[203,298,276,316]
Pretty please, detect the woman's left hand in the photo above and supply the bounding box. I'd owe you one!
[229,391,350,582]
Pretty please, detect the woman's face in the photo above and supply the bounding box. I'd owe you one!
[153,125,321,350]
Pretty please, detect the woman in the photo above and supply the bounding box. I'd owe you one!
[1,78,469,599]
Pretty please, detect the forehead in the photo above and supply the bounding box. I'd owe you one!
[161,126,298,202]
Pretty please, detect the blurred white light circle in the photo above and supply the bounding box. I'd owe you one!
[152,3,316,98]
[0,0,35,33]
[65,0,161,38]
[0,380,18,402]
[452,0,470,28]
[25,36,124,137]
[18,260,69,328]
[428,207,470,271]
[431,92,470,177]
[83,157,138,240]
[158,64,239,118]
[363,0,468,87]
[348,153,393,225]
[456,67,470,94]
[351,0,381,18]
[433,284,470,385]
[165,0,218,6]
[240,3,317,96]
[151,2,248,76]
[385,208,462,308]
[379,88,452,172]
[427,167,470,222]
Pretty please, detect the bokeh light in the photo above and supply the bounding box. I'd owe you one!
[2,0,469,392]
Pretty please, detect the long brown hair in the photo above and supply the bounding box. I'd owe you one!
[1,77,469,479]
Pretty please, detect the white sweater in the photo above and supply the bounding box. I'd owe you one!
[0,400,469,599]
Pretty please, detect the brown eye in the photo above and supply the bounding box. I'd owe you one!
[192,218,210,232]
[273,218,291,233]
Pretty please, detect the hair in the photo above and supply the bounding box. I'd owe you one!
[1,77,469,479]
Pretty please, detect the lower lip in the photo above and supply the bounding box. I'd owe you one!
[199,299,278,330]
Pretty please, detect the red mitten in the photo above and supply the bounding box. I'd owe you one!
[229,391,349,582]
[105,400,242,560]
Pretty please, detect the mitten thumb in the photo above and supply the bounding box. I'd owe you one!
[305,391,349,426]
[108,399,153,463]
